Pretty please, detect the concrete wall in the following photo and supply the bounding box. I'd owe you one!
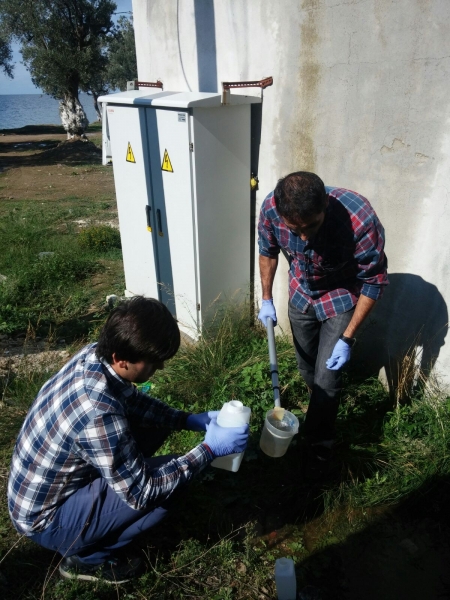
[132,0,450,388]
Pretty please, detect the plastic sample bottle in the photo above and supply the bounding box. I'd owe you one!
[275,557,297,600]
[211,400,251,472]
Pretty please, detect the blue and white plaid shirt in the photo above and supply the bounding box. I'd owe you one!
[8,343,212,535]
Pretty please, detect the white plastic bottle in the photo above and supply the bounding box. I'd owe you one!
[275,557,297,600]
[211,400,251,472]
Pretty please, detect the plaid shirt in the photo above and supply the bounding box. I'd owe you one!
[8,344,213,535]
[258,186,388,320]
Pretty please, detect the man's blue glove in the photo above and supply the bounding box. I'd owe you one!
[203,418,249,457]
[258,299,277,327]
[326,339,352,371]
[186,411,220,432]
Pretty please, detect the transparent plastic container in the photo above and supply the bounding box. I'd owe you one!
[260,409,299,458]
[275,557,297,600]
[211,400,251,472]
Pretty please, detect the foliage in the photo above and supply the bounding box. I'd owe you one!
[104,16,137,91]
[0,0,116,133]
[0,33,12,77]
[78,224,121,252]
[82,15,137,119]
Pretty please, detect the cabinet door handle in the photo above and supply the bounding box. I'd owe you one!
[157,209,164,237]
[145,205,152,232]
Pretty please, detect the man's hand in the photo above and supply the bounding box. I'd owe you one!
[203,418,249,457]
[258,299,277,327]
[326,339,352,371]
[186,411,220,432]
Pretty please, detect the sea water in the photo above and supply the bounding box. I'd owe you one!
[0,93,99,130]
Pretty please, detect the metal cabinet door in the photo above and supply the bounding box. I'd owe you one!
[146,108,199,332]
[106,105,159,299]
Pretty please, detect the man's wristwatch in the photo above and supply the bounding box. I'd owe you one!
[339,333,356,347]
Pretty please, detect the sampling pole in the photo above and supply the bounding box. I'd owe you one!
[266,317,281,408]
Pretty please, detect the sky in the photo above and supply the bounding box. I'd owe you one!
[0,0,133,95]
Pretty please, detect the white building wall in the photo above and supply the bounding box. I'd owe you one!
[132,0,450,388]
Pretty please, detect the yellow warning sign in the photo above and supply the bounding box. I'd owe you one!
[126,142,136,163]
[161,149,174,173]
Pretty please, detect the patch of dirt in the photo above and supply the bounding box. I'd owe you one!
[0,348,71,378]
[1,138,102,168]
[0,131,114,204]
[0,333,72,377]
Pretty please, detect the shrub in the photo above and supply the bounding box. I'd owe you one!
[78,225,121,252]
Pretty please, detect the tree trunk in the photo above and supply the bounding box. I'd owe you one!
[59,93,89,139]
[92,92,102,121]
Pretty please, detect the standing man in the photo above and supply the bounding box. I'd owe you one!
[8,296,248,583]
[258,172,388,469]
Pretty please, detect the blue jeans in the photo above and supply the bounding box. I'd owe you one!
[30,425,179,565]
[288,302,355,442]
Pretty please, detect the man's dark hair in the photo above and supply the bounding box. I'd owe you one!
[96,296,180,364]
[274,172,327,221]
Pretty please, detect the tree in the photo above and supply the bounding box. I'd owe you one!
[0,35,13,77]
[105,16,137,92]
[0,0,116,137]
[84,16,137,121]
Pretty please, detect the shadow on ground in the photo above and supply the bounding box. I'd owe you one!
[296,475,450,599]
[0,124,103,168]
[0,139,102,167]
[3,431,450,599]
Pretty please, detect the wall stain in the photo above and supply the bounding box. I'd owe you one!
[380,138,411,155]
[291,1,323,173]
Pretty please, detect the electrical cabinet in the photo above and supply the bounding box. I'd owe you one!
[98,90,260,336]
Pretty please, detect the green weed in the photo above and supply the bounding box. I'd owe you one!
[0,201,123,336]
[324,381,450,510]
[78,225,121,252]
[152,302,305,429]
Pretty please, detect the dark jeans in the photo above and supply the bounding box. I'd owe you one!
[289,301,355,443]
[31,425,179,565]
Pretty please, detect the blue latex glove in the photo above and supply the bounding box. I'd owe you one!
[203,418,249,457]
[186,411,220,432]
[326,339,352,371]
[258,298,277,327]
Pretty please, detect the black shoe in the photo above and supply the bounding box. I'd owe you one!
[304,444,333,480]
[59,554,142,584]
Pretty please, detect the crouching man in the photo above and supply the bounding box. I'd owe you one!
[8,297,248,583]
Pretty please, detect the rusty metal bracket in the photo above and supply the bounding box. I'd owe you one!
[137,80,164,89]
[221,76,273,104]
[127,79,164,91]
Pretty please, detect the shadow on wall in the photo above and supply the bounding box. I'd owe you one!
[194,0,218,92]
[354,273,448,397]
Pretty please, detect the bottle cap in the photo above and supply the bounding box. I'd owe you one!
[227,400,243,412]
[275,557,293,572]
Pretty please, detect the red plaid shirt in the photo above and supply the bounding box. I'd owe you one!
[258,186,388,321]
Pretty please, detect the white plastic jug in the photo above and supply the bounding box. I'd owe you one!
[211,400,251,472]
[275,557,297,600]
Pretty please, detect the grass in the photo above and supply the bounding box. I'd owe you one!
[2,302,450,598]
[0,199,123,338]
[2,131,450,598]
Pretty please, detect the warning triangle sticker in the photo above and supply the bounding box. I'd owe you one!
[126,142,136,163]
[161,149,174,173]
